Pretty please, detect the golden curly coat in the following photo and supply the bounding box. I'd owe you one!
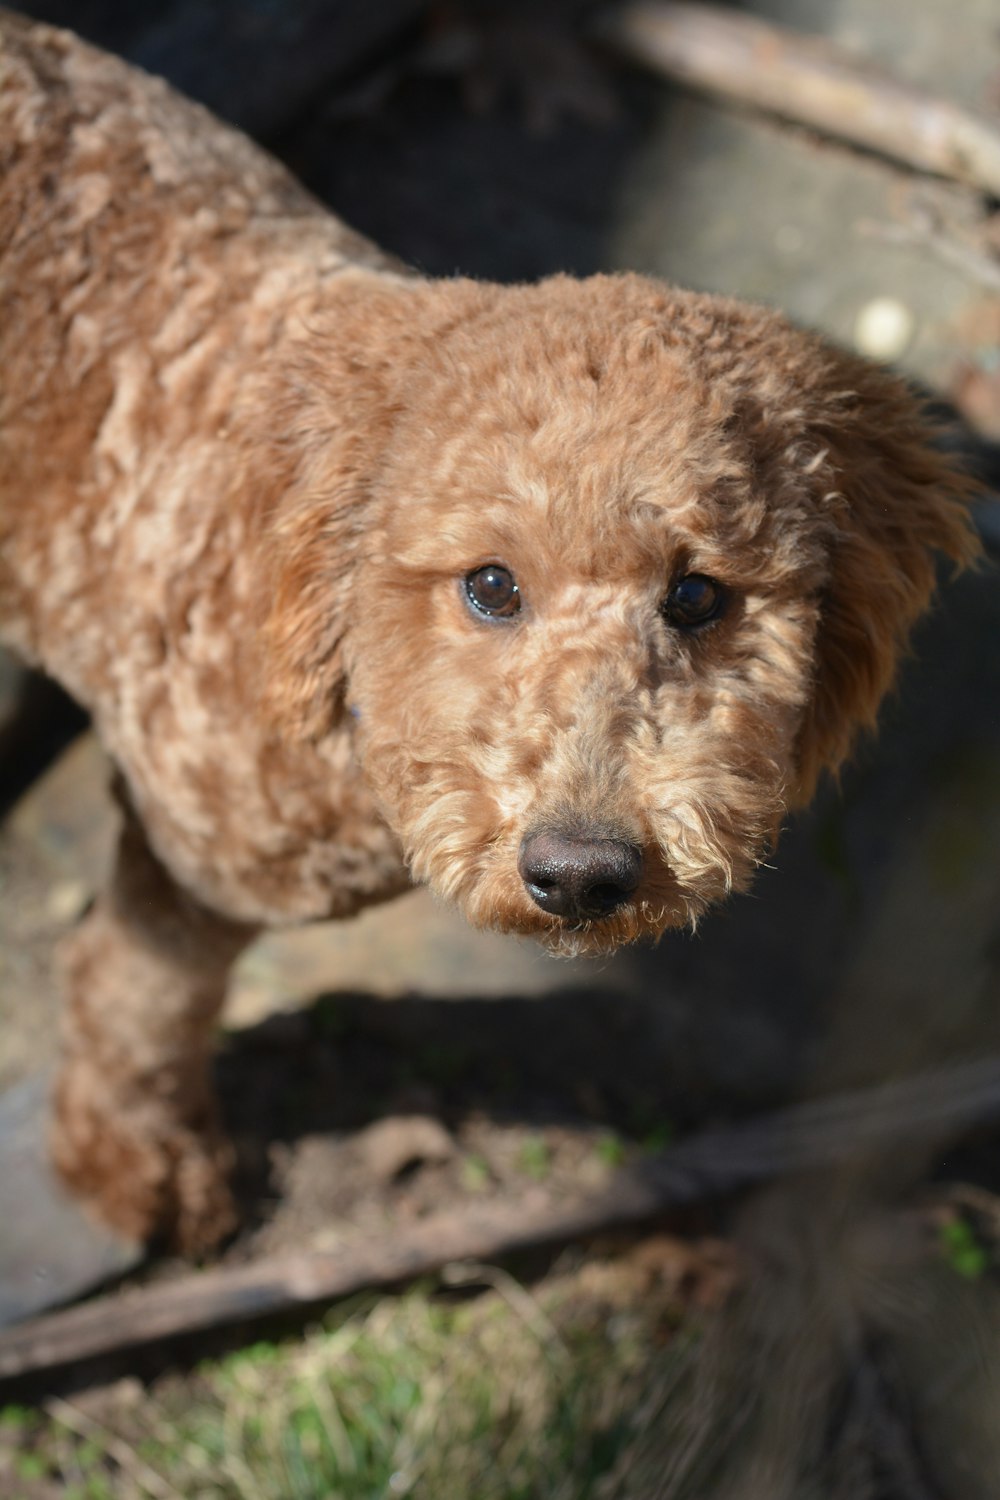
[0,11,977,1248]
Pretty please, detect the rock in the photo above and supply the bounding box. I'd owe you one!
[0,734,115,1089]
[356,1115,455,1184]
[0,1072,142,1329]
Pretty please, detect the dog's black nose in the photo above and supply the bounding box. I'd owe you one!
[518,832,643,920]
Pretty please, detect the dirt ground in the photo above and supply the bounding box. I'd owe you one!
[3,1,1000,1493]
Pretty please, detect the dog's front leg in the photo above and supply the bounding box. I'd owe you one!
[49,802,257,1253]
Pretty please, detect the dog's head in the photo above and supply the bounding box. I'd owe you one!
[263,272,976,954]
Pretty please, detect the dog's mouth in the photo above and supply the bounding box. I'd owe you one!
[413,810,711,950]
[443,839,690,954]
[524,894,686,957]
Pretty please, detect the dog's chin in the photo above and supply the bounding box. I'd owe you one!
[445,870,693,957]
[527,903,686,958]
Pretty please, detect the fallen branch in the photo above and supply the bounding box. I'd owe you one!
[602,2,1000,198]
[859,208,1000,294]
[4,1053,1000,1382]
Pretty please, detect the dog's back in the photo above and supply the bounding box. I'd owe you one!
[0,11,409,928]
[0,10,386,684]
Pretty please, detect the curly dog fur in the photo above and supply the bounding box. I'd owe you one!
[0,12,978,1248]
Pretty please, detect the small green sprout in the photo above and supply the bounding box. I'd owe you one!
[518,1135,551,1180]
[595,1132,626,1168]
[939,1216,989,1280]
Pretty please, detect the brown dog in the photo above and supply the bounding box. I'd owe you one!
[0,12,978,1249]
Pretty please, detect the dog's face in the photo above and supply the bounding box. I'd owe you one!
[267,274,974,955]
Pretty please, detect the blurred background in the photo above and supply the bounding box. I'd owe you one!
[2,2,1000,1496]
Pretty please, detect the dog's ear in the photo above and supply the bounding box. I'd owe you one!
[790,357,979,803]
[254,272,491,742]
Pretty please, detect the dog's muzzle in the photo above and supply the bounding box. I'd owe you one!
[517,832,643,921]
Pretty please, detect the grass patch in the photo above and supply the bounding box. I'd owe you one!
[516,1134,552,1181]
[0,1259,696,1500]
[939,1215,990,1280]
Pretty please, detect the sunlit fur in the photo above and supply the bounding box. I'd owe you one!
[268,274,977,956]
[0,15,978,1247]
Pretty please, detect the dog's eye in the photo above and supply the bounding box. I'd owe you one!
[465,564,521,619]
[662,574,725,629]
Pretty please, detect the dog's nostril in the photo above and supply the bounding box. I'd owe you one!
[518,832,643,921]
[589,882,627,911]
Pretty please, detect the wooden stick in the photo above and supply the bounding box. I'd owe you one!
[860,209,1000,295]
[0,1183,660,1382]
[602,2,1000,199]
[5,1053,1000,1382]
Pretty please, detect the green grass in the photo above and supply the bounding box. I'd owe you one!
[939,1216,990,1281]
[0,1268,693,1500]
[517,1134,551,1181]
[594,1133,627,1169]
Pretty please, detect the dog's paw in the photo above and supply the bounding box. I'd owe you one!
[50,1068,237,1254]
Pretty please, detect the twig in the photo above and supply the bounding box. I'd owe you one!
[601,2,1000,199]
[441,1261,569,1359]
[4,1053,1000,1382]
[44,1394,185,1500]
[859,210,1000,294]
